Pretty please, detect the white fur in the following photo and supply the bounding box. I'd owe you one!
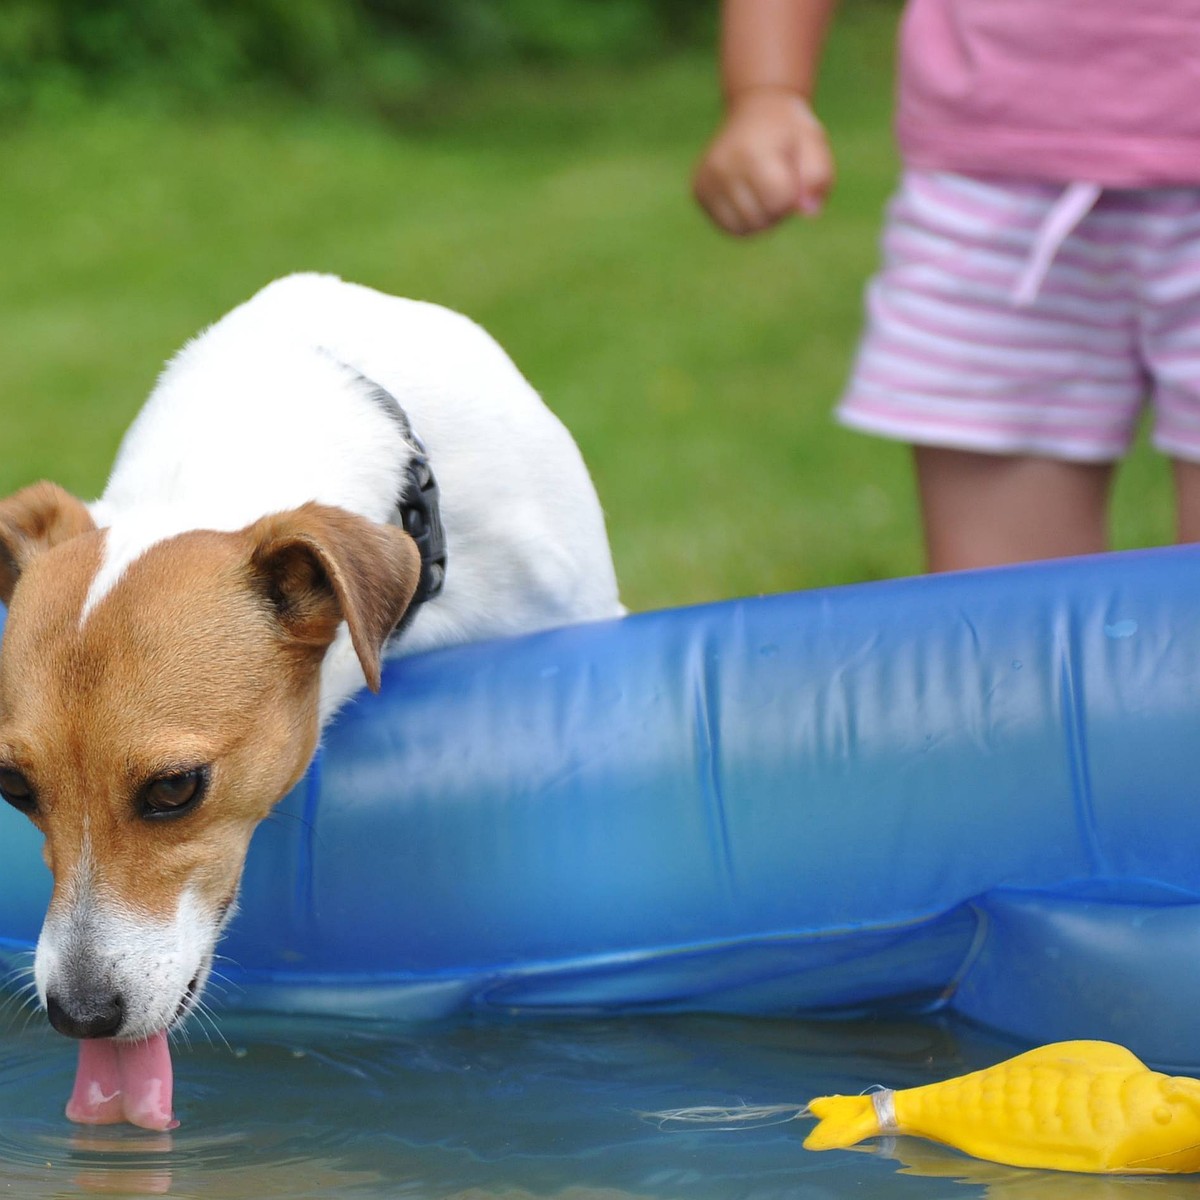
[36,882,215,1042]
[86,273,624,722]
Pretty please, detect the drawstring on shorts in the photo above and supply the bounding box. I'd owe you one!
[1012,180,1102,306]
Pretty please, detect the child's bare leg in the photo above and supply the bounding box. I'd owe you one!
[1171,459,1200,543]
[914,446,1114,573]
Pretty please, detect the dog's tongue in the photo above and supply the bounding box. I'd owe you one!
[66,1033,176,1131]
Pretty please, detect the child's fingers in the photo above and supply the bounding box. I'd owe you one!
[749,154,802,225]
[728,178,770,234]
[705,193,746,236]
[695,157,797,235]
[694,161,746,234]
[693,157,767,235]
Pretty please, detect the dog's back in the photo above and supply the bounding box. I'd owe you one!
[95,274,624,707]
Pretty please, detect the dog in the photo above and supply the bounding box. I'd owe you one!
[0,274,623,1127]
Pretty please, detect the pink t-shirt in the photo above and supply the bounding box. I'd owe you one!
[896,0,1200,187]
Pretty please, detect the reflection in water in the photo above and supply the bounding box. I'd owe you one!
[0,1007,1187,1199]
[873,1138,1200,1200]
[67,1129,175,1194]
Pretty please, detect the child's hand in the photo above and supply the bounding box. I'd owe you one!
[693,90,834,236]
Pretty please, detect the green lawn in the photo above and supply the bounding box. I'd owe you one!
[0,3,1177,613]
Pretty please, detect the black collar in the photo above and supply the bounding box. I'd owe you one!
[355,377,447,637]
[393,441,447,609]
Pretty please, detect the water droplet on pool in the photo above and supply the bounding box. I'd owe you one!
[1104,619,1138,639]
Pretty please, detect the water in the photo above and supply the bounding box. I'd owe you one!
[0,1009,1192,1199]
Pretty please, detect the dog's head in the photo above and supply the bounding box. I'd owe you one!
[0,482,419,1041]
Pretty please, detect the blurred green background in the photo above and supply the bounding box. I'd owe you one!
[0,0,1176,613]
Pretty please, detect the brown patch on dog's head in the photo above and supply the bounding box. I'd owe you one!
[1,503,421,914]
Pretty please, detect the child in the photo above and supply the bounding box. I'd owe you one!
[694,0,1200,572]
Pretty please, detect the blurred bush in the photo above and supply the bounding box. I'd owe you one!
[0,0,713,115]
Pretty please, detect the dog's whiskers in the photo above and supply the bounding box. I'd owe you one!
[190,999,232,1053]
[0,957,43,1032]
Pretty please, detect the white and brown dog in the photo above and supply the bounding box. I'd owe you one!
[0,274,622,1128]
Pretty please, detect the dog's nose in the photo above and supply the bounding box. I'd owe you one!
[45,991,124,1039]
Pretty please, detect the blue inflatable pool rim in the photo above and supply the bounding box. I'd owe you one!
[2,546,1199,1064]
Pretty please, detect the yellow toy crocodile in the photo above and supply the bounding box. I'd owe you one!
[804,1040,1200,1174]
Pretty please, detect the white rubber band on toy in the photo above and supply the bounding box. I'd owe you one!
[871,1088,899,1133]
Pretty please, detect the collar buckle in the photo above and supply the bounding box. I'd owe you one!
[397,450,447,607]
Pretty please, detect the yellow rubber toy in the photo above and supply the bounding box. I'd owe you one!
[804,1040,1200,1174]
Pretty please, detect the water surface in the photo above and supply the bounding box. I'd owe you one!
[0,1009,1190,1199]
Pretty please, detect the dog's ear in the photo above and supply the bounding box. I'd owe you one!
[245,503,421,692]
[0,482,96,606]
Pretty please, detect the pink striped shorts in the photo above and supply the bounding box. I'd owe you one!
[837,170,1200,462]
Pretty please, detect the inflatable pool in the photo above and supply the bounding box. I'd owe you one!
[2,547,1199,1065]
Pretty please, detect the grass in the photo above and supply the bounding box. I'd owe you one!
[0,3,1178,613]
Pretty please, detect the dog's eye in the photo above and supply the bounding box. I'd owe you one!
[0,767,36,814]
[139,768,208,820]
